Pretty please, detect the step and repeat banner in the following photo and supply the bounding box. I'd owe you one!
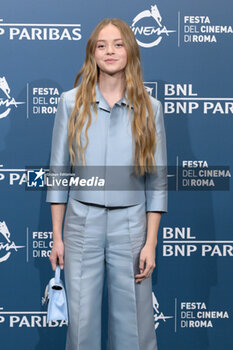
[0,1,232,349]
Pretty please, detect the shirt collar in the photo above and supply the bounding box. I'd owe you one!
[95,82,133,111]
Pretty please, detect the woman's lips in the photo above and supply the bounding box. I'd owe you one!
[105,59,117,62]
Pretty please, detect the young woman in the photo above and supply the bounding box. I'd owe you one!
[46,18,168,350]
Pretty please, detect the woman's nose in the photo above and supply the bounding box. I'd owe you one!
[106,44,115,53]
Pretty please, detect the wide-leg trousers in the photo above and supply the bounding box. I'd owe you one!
[63,196,158,350]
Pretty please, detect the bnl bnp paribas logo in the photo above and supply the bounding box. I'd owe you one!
[131,4,176,47]
[144,82,158,99]
[0,76,25,119]
[0,18,81,40]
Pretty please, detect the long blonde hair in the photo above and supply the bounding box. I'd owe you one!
[68,18,157,176]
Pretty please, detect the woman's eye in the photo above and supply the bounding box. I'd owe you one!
[97,43,123,49]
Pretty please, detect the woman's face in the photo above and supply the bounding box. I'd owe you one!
[94,24,128,76]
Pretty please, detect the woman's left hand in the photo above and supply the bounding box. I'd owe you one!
[135,243,156,283]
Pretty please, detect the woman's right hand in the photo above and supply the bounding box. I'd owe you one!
[49,239,64,271]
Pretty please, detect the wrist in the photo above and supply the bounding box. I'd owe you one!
[52,233,63,243]
[145,240,157,249]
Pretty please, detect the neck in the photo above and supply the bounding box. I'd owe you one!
[97,71,126,97]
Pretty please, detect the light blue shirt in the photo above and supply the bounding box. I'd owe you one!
[46,82,168,212]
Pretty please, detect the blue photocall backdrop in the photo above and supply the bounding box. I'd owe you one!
[0,1,232,349]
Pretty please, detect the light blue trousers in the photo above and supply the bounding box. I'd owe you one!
[63,197,158,350]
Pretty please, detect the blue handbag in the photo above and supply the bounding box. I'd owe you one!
[42,265,69,323]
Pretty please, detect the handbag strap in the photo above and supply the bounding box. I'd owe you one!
[55,265,61,284]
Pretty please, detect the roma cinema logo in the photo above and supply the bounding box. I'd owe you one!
[131,4,176,47]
